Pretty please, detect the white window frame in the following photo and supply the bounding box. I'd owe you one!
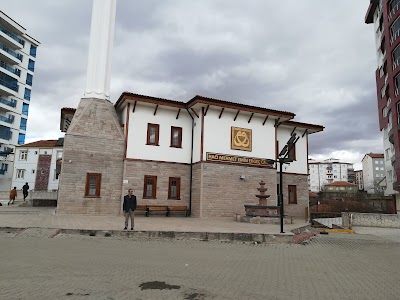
[19,150,27,161]
[16,169,25,179]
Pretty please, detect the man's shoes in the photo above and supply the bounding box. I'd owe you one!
[131,228,134,230]
[7,202,9,206]
[124,227,127,230]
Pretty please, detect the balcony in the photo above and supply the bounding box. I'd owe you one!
[0,97,16,109]
[0,115,14,124]
[0,25,23,50]
[0,78,18,96]
[0,61,20,77]
[0,25,24,46]
[389,2,400,21]
[0,43,22,65]
[0,126,12,141]
[388,128,394,143]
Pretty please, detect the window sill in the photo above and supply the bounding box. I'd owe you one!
[288,203,298,205]
[84,196,101,198]
[170,145,182,148]
[146,143,159,146]
[168,198,181,200]
[143,197,157,199]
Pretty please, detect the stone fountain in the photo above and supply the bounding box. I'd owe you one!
[240,181,287,224]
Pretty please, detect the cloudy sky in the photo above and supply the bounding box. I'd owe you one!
[2,0,378,169]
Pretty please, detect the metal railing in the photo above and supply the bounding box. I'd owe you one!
[0,97,16,108]
[0,115,14,124]
[0,78,18,92]
[0,24,24,46]
[0,61,20,76]
[0,43,22,61]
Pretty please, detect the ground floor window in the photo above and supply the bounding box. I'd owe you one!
[143,175,157,199]
[288,185,297,204]
[168,177,181,199]
[85,173,101,197]
[16,169,25,179]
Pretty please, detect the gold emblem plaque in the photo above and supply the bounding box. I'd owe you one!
[231,127,252,151]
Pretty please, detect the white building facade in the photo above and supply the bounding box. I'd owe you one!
[361,153,385,194]
[355,170,363,190]
[308,159,354,192]
[0,11,40,191]
[114,93,323,217]
[12,139,63,191]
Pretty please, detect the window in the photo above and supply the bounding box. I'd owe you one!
[380,161,384,164]
[24,88,31,101]
[168,177,181,199]
[26,74,33,86]
[30,45,36,57]
[288,143,296,161]
[146,123,159,145]
[56,151,63,159]
[375,167,379,170]
[143,175,157,198]
[16,169,25,179]
[393,44,400,68]
[376,174,380,177]
[380,167,384,170]
[392,17,400,42]
[375,161,379,164]
[22,103,29,116]
[19,150,27,160]
[18,133,25,145]
[288,185,297,204]
[84,173,101,197]
[1,163,8,171]
[28,59,35,72]
[170,126,182,148]
[32,169,35,174]
[20,118,27,130]
[54,170,60,180]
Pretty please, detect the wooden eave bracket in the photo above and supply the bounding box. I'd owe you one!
[176,108,181,120]
[204,105,210,116]
[274,118,281,128]
[191,108,199,118]
[302,129,308,137]
[132,101,137,113]
[248,113,254,123]
[291,127,297,135]
[153,104,158,116]
[234,110,240,121]
[262,115,269,125]
[219,107,224,119]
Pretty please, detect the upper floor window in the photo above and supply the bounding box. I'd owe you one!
[20,118,27,131]
[26,74,33,86]
[24,88,31,101]
[397,102,400,124]
[22,103,29,116]
[143,175,157,199]
[30,45,37,57]
[19,150,27,160]
[85,173,101,197]
[18,133,25,145]
[170,126,182,148]
[28,59,35,72]
[393,44,400,68]
[16,169,25,179]
[146,123,159,146]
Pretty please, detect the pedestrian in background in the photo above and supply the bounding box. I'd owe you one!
[22,182,29,201]
[8,187,17,205]
[123,189,137,230]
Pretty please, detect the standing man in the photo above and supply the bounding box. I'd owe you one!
[22,182,29,201]
[8,187,17,205]
[123,189,136,230]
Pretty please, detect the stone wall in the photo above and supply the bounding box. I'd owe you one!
[342,212,400,228]
[280,173,309,218]
[191,163,202,217]
[57,98,125,215]
[122,160,191,210]
[200,162,277,217]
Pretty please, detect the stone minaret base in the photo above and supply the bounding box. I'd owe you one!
[57,98,124,215]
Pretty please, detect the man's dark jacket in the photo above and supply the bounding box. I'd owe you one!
[23,184,29,192]
[123,194,137,212]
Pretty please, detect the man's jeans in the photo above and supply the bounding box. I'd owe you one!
[124,210,134,228]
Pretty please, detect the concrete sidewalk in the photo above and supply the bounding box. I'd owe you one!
[0,201,306,236]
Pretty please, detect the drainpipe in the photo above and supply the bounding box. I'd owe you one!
[186,108,194,216]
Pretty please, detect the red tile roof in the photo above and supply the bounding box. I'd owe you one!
[19,140,59,148]
[309,192,319,197]
[366,153,384,158]
[325,181,357,187]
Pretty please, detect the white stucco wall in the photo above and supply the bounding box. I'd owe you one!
[126,103,192,163]
[202,108,276,161]
[277,126,308,175]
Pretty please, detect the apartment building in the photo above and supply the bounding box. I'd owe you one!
[0,11,40,190]
[11,139,63,191]
[361,153,386,193]
[355,170,364,190]
[308,158,354,192]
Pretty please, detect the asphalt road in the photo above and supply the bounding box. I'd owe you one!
[0,230,399,300]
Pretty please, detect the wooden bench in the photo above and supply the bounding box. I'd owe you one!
[146,205,169,217]
[167,205,189,217]
[135,205,148,215]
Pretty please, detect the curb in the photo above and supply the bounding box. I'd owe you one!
[59,228,294,244]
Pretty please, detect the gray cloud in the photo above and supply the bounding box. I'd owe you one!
[1,0,381,164]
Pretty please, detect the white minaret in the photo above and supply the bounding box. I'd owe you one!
[84,0,117,100]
